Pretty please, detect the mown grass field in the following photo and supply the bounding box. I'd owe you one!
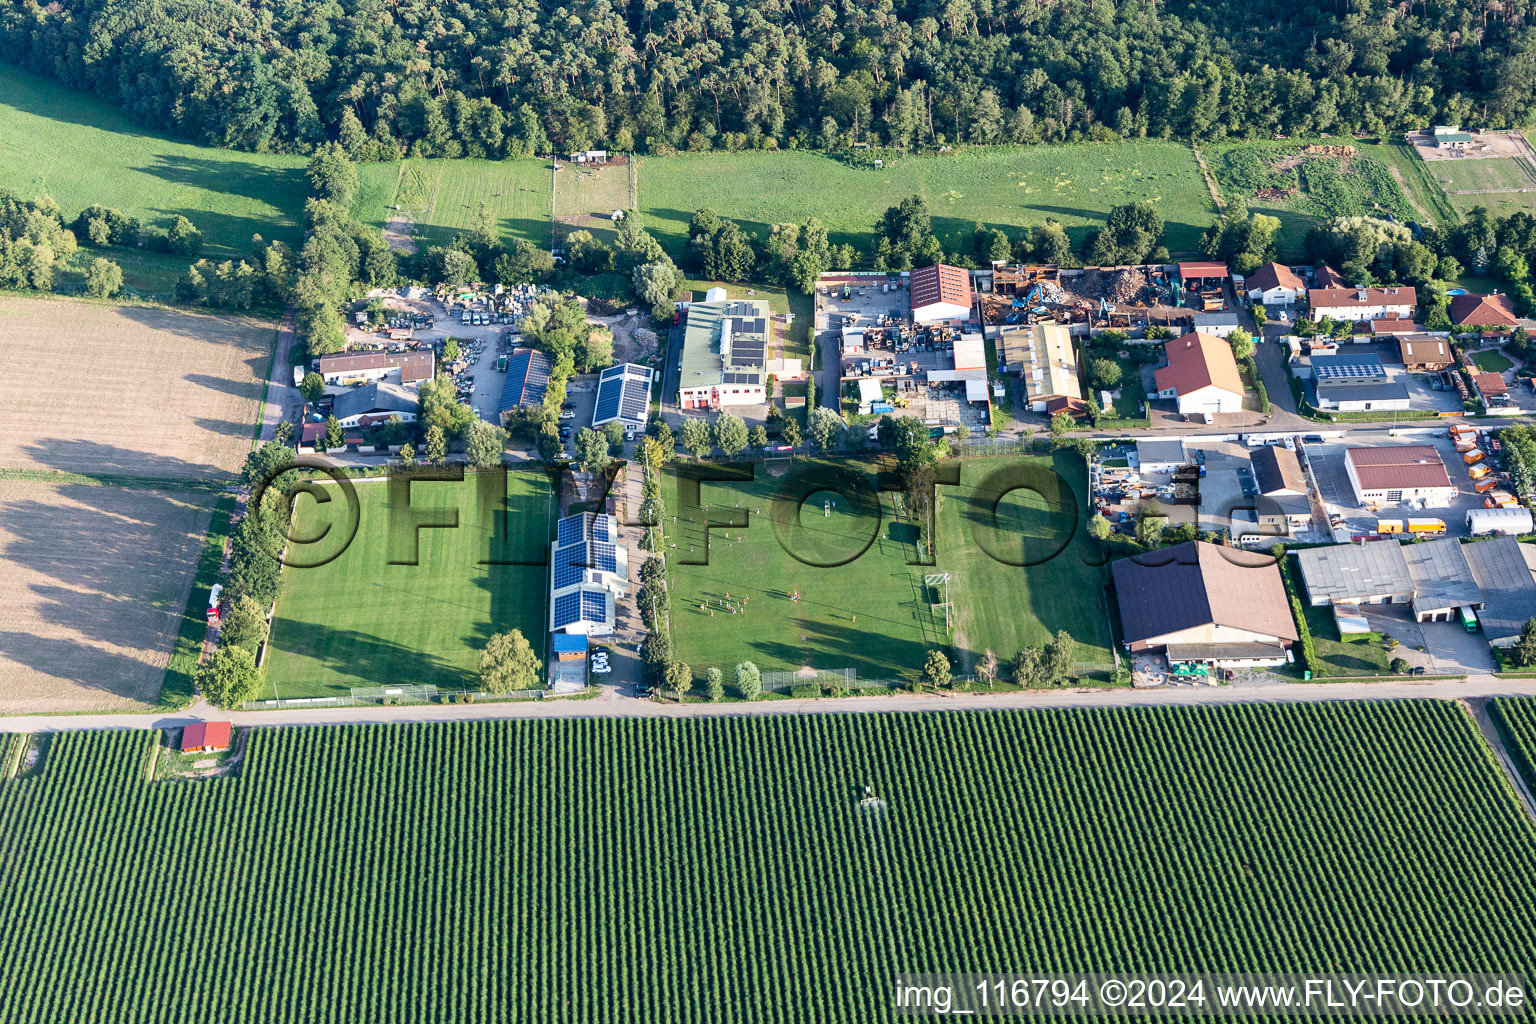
[2,702,1535,1021]
[354,158,552,250]
[640,144,1214,260]
[664,453,1112,684]
[0,64,308,258]
[1427,156,1536,194]
[262,472,554,698]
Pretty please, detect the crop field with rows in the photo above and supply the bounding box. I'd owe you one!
[1493,696,1536,790]
[2,702,1534,1022]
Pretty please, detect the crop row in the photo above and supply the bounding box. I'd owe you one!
[1,703,1534,1022]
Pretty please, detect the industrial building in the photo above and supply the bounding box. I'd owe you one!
[1111,541,1298,667]
[317,349,435,386]
[677,298,772,410]
[1343,446,1455,505]
[908,263,974,323]
[592,363,652,428]
[998,323,1082,414]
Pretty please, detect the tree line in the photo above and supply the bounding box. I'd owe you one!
[5,0,1536,157]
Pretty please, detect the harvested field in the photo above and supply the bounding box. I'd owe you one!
[0,295,274,479]
[0,480,212,712]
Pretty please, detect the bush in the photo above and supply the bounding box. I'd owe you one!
[1389,657,1410,675]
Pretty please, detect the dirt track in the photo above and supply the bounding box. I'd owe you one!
[0,480,212,713]
[0,295,274,479]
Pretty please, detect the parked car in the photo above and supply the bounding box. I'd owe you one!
[559,409,576,420]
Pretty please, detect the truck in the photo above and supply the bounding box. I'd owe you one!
[1463,448,1485,464]
[1376,519,1404,534]
[1469,463,1492,480]
[1474,476,1500,493]
[1406,518,1447,535]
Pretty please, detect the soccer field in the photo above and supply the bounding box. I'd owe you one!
[664,453,1112,685]
[262,471,555,698]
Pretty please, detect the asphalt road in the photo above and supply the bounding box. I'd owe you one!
[6,676,1536,734]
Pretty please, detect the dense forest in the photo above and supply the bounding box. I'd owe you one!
[2,0,1534,156]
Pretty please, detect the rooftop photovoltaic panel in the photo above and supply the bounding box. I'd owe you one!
[557,513,590,546]
[1313,358,1385,381]
[727,301,755,316]
[592,516,613,542]
[552,556,586,591]
[581,591,608,621]
[621,380,648,416]
[595,387,623,421]
[552,591,583,628]
[591,541,617,573]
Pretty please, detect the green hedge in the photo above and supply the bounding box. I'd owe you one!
[1275,552,1317,676]
[159,493,237,709]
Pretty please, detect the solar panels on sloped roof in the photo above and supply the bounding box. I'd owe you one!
[557,512,591,546]
[594,364,650,424]
[552,591,583,629]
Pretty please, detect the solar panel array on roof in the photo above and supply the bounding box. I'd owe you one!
[553,555,587,591]
[552,591,583,629]
[557,513,590,546]
[593,364,651,426]
[1313,355,1386,381]
[727,301,755,316]
[581,591,608,621]
[591,515,613,542]
[722,372,761,385]
[727,339,765,367]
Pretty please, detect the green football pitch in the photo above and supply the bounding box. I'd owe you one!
[664,453,1113,685]
[262,471,555,698]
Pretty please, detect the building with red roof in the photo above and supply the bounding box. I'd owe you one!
[1153,332,1245,415]
[1449,292,1517,328]
[1344,446,1455,505]
[181,721,232,754]
[907,264,973,323]
[1309,286,1416,321]
[1245,262,1305,305]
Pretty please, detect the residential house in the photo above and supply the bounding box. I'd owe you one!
[1110,541,1299,667]
[1308,287,1416,321]
[1314,265,1346,288]
[1450,292,1517,329]
[1153,332,1245,415]
[181,721,232,754]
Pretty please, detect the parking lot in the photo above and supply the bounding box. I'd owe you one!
[1304,340,1466,415]
[1308,432,1487,539]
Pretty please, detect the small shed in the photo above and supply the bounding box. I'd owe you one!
[551,633,590,661]
[181,721,232,754]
